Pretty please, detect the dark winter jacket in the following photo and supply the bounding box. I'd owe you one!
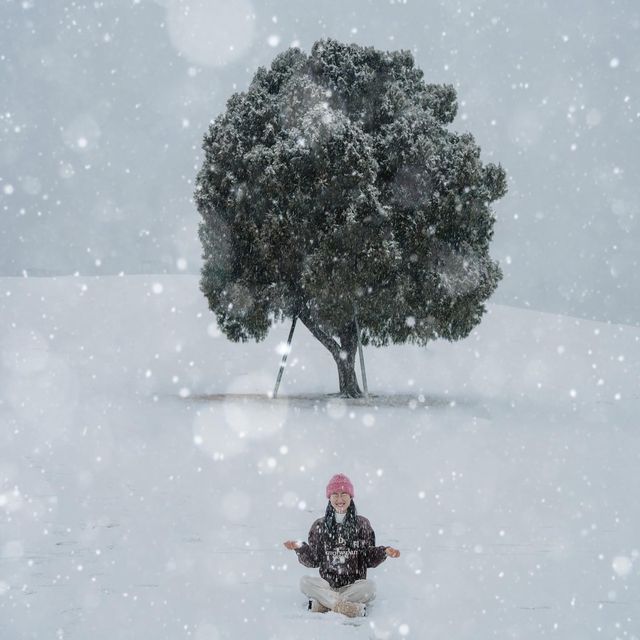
[295,504,388,588]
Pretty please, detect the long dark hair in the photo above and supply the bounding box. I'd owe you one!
[324,500,358,544]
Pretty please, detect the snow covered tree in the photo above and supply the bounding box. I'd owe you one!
[196,39,507,397]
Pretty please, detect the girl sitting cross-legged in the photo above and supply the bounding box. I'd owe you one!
[283,473,400,618]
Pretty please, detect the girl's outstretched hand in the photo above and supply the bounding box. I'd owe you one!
[283,540,302,550]
[385,547,401,558]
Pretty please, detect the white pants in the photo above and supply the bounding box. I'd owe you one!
[300,575,376,609]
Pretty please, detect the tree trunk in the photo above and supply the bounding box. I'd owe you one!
[334,347,362,398]
[298,311,363,398]
[335,322,362,398]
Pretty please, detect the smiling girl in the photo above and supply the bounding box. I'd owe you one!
[283,473,400,618]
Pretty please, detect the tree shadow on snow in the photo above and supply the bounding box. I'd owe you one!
[181,392,491,417]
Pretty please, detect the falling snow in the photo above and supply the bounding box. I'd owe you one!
[1,0,639,638]
[1,276,639,638]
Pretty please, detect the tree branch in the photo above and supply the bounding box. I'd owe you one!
[298,309,342,361]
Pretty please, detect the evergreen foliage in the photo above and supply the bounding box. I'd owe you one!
[196,39,507,397]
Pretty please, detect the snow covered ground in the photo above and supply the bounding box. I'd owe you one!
[1,275,639,639]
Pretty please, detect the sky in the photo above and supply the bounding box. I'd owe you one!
[1,0,639,324]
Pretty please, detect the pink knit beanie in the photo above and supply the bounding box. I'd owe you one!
[326,473,354,498]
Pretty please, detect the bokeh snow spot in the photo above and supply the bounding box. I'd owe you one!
[0,489,23,513]
[257,456,277,474]
[193,374,286,459]
[223,373,287,439]
[326,397,346,419]
[207,322,221,338]
[166,0,255,67]
[362,413,375,426]
[612,555,633,577]
[275,341,291,356]
[59,162,75,179]
[192,408,246,459]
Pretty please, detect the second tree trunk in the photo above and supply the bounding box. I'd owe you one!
[335,323,362,398]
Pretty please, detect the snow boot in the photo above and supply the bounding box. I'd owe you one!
[308,599,330,613]
[333,600,366,618]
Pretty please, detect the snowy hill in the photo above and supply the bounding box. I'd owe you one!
[1,275,639,639]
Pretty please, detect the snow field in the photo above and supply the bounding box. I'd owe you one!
[1,275,639,639]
